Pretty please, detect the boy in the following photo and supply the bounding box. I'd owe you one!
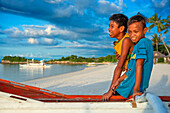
[102,14,134,100]
[110,14,153,99]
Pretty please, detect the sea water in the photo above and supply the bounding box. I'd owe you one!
[0,64,86,82]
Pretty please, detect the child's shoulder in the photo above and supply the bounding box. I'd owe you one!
[138,38,152,43]
[136,38,152,50]
[122,37,132,44]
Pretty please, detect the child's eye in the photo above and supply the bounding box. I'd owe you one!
[109,25,113,28]
[134,31,138,33]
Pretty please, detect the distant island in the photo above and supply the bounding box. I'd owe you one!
[1,55,117,64]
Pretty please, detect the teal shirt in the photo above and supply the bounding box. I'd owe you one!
[116,38,153,98]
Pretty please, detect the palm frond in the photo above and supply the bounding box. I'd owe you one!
[164,29,168,34]
[148,24,155,32]
[155,13,158,20]
[158,16,161,21]
[160,22,165,29]
[163,19,168,23]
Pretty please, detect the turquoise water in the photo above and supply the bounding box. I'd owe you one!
[0,64,86,82]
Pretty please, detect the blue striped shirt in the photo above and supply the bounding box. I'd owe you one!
[116,38,153,98]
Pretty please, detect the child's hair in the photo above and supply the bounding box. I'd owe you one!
[109,14,128,33]
[127,12,148,29]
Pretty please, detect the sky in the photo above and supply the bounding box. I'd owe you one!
[0,0,169,60]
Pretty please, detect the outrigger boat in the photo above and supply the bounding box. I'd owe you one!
[0,78,169,113]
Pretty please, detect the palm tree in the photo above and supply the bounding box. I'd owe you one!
[163,16,170,34]
[148,13,170,55]
[151,34,162,52]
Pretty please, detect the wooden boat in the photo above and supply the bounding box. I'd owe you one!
[0,78,169,113]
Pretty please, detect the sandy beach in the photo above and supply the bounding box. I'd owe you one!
[23,63,170,96]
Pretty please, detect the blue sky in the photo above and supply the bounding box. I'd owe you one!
[0,0,169,60]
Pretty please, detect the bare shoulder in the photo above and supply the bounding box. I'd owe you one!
[122,37,133,45]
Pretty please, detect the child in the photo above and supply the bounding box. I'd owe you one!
[111,14,153,99]
[102,14,134,100]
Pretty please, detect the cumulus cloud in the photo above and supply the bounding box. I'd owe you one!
[152,0,169,8]
[28,38,39,44]
[43,38,53,44]
[0,0,124,29]
[96,0,123,15]
[0,0,125,48]
[3,24,74,39]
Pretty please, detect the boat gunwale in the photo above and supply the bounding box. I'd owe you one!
[0,78,169,103]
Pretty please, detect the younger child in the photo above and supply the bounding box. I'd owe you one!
[102,14,134,101]
[111,14,153,98]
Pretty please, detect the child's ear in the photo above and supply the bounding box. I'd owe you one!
[119,26,125,33]
[144,27,147,34]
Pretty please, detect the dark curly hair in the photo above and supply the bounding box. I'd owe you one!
[109,14,128,33]
[127,12,148,29]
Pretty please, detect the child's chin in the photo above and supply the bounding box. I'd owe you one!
[131,39,136,42]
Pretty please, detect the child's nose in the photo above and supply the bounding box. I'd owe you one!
[131,32,135,37]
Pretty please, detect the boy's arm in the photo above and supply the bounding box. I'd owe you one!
[111,38,132,87]
[112,72,127,92]
[102,72,127,101]
[105,38,132,92]
[102,38,132,101]
[133,59,144,98]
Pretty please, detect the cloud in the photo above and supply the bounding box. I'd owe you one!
[52,43,113,50]
[95,0,123,15]
[0,0,123,36]
[3,24,73,39]
[152,0,169,8]
[28,38,39,44]
[151,0,170,16]
[43,38,53,44]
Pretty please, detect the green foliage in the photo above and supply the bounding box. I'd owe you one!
[148,13,170,55]
[2,56,27,62]
[153,44,170,55]
[49,55,117,63]
[158,57,164,63]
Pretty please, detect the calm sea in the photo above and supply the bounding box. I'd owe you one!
[0,64,87,82]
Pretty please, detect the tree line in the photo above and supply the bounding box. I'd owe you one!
[2,55,118,63]
[2,56,39,62]
[48,55,117,63]
[2,56,27,62]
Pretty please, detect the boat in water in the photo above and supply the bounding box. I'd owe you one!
[20,59,51,68]
[86,62,97,66]
[0,78,169,113]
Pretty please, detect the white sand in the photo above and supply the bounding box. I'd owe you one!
[23,63,170,96]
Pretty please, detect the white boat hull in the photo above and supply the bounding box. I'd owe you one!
[19,64,51,68]
[0,92,169,113]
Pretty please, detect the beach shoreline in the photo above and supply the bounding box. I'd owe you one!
[23,63,170,96]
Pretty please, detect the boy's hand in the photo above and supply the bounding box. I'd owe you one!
[111,80,120,93]
[102,90,113,101]
[102,80,120,101]
[115,52,120,60]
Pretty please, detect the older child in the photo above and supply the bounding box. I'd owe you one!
[112,14,153,98]
[102,14,134,101]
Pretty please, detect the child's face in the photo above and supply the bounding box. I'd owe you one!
[108,20,121,38]
[128,22,147,43]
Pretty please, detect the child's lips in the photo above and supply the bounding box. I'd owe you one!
[109,32,113,35]
[131,37,136,41]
